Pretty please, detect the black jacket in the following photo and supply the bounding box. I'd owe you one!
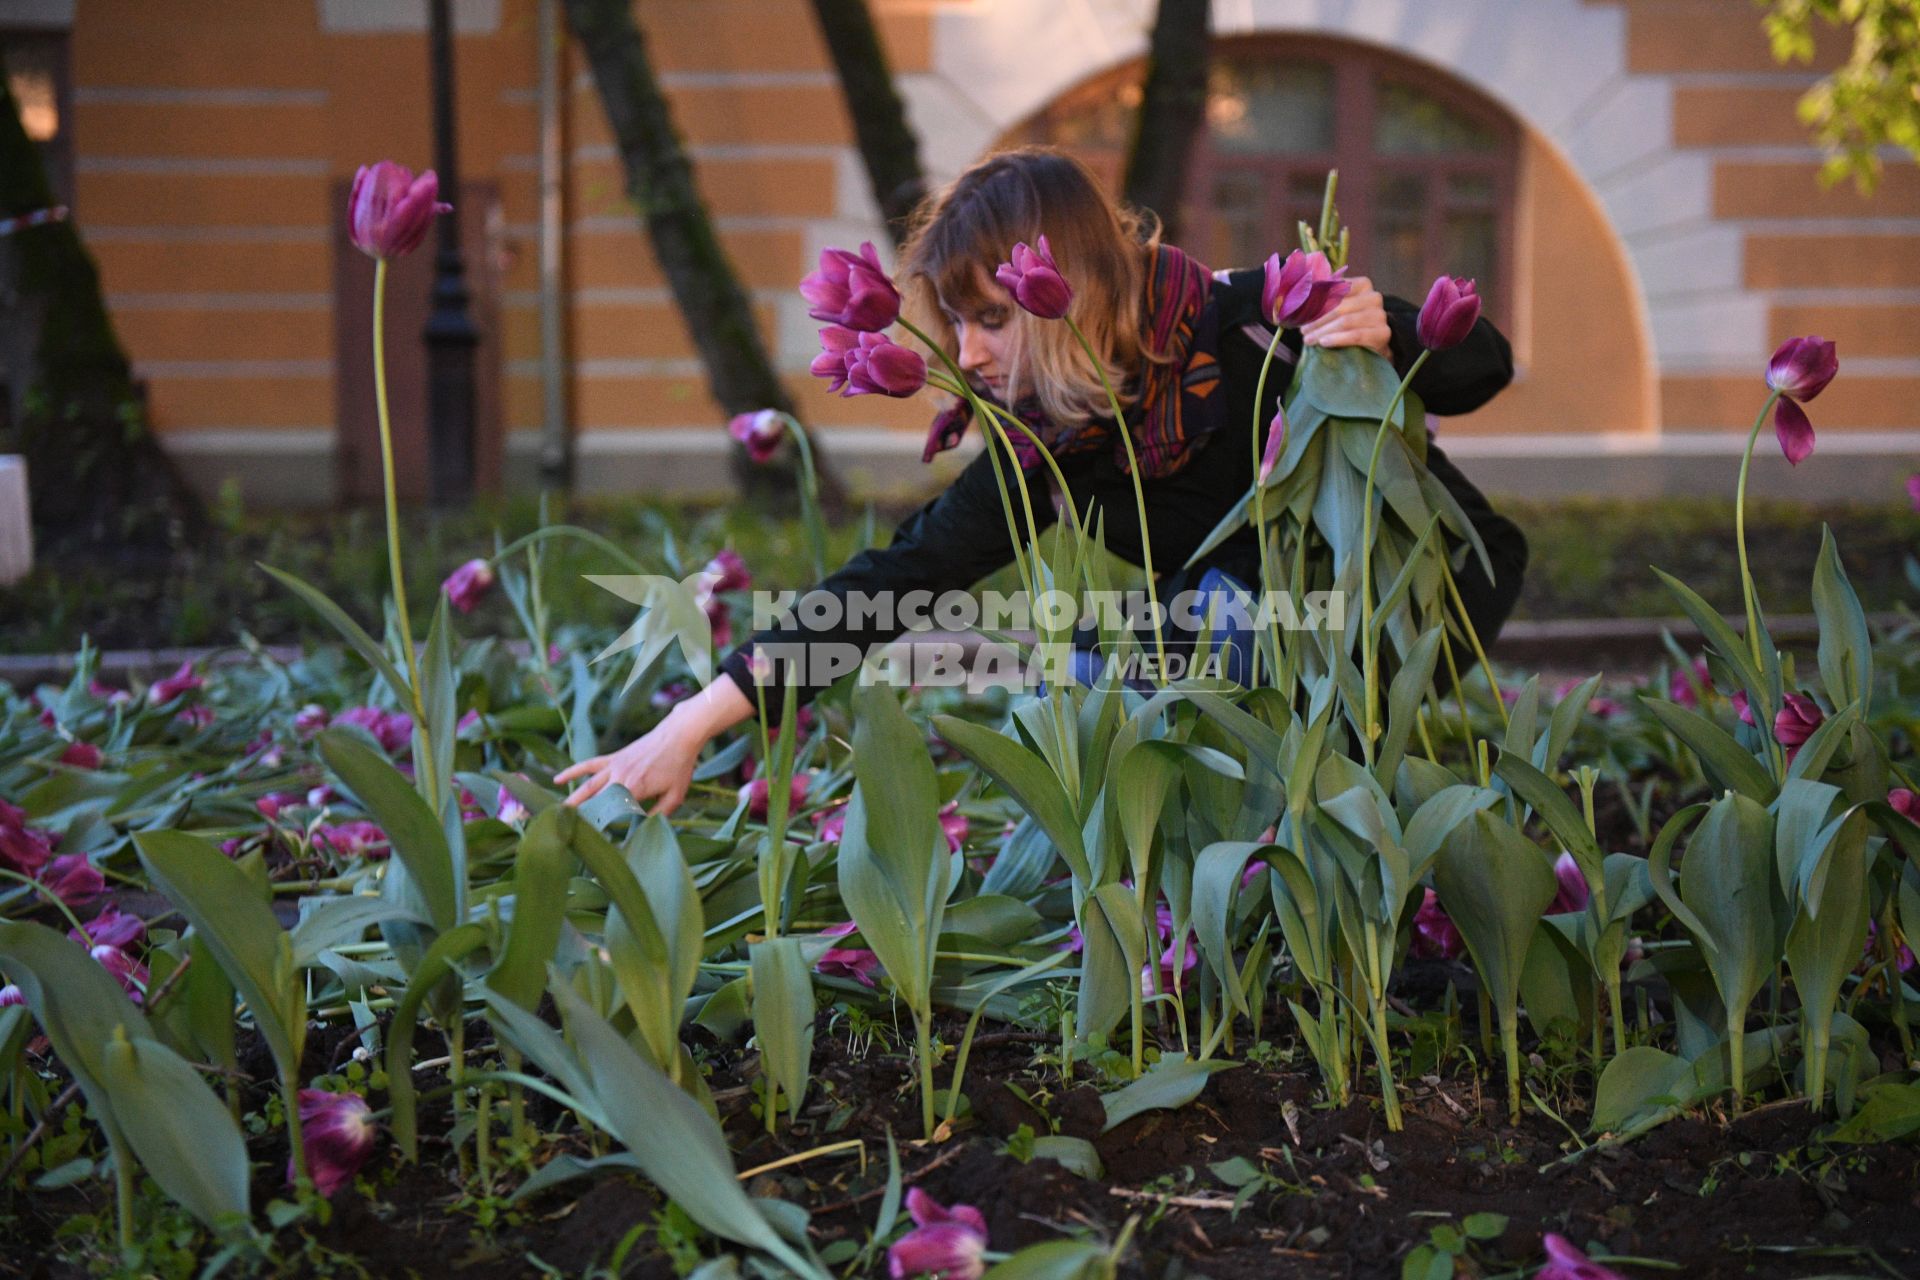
[720,268,1528,717]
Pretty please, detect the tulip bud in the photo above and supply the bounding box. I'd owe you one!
[1257,403,1287,484]
[1410,888,1464,960]
[1774,692,1825,762]
[888,1189,989,1280]
[57,741,102,769]
[441,558,495,615]
[148,661,204,705]
[1416,275,1481,351]
[347,161,452,261]
[1890,788,1920,823]
[728,409,787,463]
[295,1089,377,1197]
[1766,335,1838,403]
[842,332,928,398]
[42,854,104,906]
[800,242,901,332]
[994,235,1073,320]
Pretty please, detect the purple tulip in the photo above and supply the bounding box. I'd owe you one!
[336,706,414,756]
[1774,693,1825,762]
[939,804,969,854]
[842,332,927,398]
[1260,249,1350,329]
[0,985,21,1008]
[293,703,331,738]
[1546,852,1589,916]
[0,799,54,877]
[801,241,901,332]
[994,236,1073,320]
[888,1189,989,1280]
[57,741,102,769]
[294,1089,376,1197]
[314,821,391,861]
[1538,1234,1627,1280]
[347,161,451,261]
[1142,902,1200,998]
[149,661,203,705]
[442,558,495,614]
[1908,474,1920,512]
[741,773,811,821]
[496,784,530,826]
[1668,655,1711,709]
[702,548,752,595]
[1416,276,1481,352]
[1764,336,1837,467]
[88,678,130,705]
[41,854,104,906]
[810,327,860,395]
[175,705,215,730]
[1890,788,1919,822]
[1258,403,1287,484]
[1409,889,1464,960]
[1766,335,1838,403]
[816,921,882,988]
[75,906,146,950]
[729,409,787,464]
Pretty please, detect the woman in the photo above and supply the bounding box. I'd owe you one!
[560,148,1527,813]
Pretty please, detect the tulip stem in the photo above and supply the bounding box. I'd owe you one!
[914,1012,936,1140]
[111,1133,135,1249]
[779,413,830,582]
[1065,316,1168,684]
[1735,390,1787,777]
[1358,350,1431,756]
[1249,324,1289,687]
[372,258,435,805]
[284,1070,310,1184]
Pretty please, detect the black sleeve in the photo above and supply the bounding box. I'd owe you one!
[717,434,1053,722]
[1383,294,1514,415]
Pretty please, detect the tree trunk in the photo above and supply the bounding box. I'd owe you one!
[562,0,842,506]
[1122,0,1212,243]
[808,0,927,245]
[0,73,203,556]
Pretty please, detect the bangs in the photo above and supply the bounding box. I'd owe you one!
[908,165,1039,311]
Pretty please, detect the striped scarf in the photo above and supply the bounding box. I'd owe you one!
[920,243,1225,479]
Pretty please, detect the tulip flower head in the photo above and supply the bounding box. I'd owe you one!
[295,1089,377,1197]
[1668,655,1712,710]
[888,1188,989,1280]
[336,706,414,756]
[1258,402,1287,484]
[1261,249,1350,329]
[314,821,391,860]
[441,558,495,615]
[1416,275,1481,351]
[994,236,1073,320]
[741,772,811,821]
[148,661,204,705]
[1764,335,1838,466]
[1774,692,1825,762]
[841,332,928,398]
[0,799,54,877]
[700,548,752,596]
[42,854,105,906]
[1890,788,1920,823]
[938,803,969,854]
[1546,851,1589,916]
[801,241,901,332]
[816,921,882,988]
[347,162,451,261]
[728,409,787,464]
[1410,888,1464,960]
[1537,1234,1628,1280]
[57,741,102,769]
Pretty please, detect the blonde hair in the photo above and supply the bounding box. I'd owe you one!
[898,147,1172,427]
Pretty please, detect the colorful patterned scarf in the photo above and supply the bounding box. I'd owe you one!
[919,243,1226,479]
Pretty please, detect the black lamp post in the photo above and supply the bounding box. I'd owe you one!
[424,0,477,503]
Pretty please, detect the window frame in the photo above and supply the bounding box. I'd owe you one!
[1015,34,1521,324]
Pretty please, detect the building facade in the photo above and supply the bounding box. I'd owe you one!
[3,0,1915,505]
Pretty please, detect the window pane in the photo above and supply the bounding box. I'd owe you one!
[1372,172,1427,303]
[1206,170,1267,269]
[1208,60,1334,155]
[1441,211,1498,301]
[4,43,60,142]
[1446,172,1497,206]
[1374,80,1498,154]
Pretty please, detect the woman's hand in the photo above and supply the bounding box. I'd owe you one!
[555,674,754,815]
[1300,275,1392,357]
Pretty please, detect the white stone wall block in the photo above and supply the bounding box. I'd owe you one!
[1561,78,1673,186]
[1627,225,1745,299]
[930,2,1143,132]
[897,74,1001,184]
[1644,293,1771,370]
[1594,152,1714,240]
[833,150,885,226]
[0,457,31,587]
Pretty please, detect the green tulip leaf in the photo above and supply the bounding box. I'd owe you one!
[1812,526,1872,716]
[750,937,817,1123]
[486,804,576,1014]
[1100,1056,1239,1132]
[101,1030,251,1230]
[318,729,461,932]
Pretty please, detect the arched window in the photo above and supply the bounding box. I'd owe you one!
[1011,38,1519,320]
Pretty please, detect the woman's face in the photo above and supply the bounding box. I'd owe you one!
[940,270,1019,398]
